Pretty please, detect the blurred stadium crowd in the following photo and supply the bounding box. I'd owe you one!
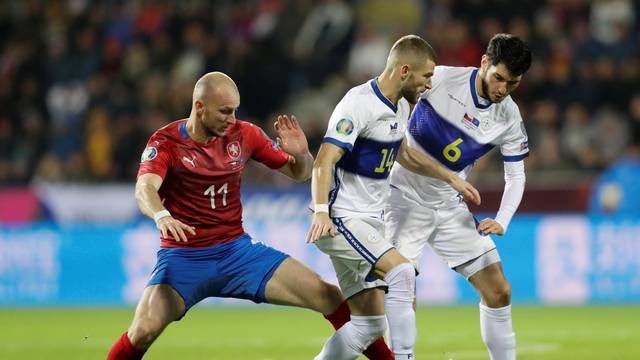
[0,0,638,187]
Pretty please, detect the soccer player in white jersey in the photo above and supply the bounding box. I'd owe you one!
[306,35,481,360]
[385,34,532,360]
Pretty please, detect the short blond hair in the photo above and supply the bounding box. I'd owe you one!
[387,35,437,68]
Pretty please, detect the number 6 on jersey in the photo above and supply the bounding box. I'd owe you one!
[443,138,463,162]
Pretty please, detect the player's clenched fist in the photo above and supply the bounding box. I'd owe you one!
[306,212,336,243]
[156,216,196,242]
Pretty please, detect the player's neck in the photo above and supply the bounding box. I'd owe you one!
[475,69,489,100]
[376,72,401,105]
[186,116,215,143]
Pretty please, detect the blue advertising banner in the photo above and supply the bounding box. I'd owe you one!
[1,190,639,306]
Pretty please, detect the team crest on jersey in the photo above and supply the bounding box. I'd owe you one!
[336,118,354,136]
[520,140,529,151]
[227,141,242,161]
[141,146,158,162]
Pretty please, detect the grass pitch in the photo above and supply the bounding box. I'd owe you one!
[0,305,638,359]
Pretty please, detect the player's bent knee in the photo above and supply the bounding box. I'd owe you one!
[484,281,512,307]
[321,281,343,302]
[128,318,167,349]
[311,281,343,314]
[384,263,416,302]
[496,281,512,305]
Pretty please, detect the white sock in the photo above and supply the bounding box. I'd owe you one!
[314,315,387,360]
[479,303,516,360]
[384,263,416,359]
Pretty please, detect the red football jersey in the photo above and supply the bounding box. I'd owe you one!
[137,119,290,248]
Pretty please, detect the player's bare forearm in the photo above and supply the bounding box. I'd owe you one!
[307,143,343,243]
[135,174,166,219]
[397,139,455,183]
[311,143,345,205]
[397,139,481,205]
[287,152,314,181]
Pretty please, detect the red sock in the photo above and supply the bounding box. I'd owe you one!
[107,332,146,360]
[324,300,351,330]
[324,301,394,360]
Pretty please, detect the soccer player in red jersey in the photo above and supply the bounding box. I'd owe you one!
[106,72,393,359]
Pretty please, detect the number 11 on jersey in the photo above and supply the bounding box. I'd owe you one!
[204,183,228,209]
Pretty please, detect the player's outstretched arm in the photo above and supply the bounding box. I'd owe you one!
[274,115,314,182]
[135,173,195,242]
[306,142,345,243]
[396,137,481,205]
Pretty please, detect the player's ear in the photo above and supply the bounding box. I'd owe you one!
[400,64,410,80]
[194,100,204,114]
[480,55,489,70]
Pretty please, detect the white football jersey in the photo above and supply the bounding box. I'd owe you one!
[390,66,529,208]
[323,79,410,218]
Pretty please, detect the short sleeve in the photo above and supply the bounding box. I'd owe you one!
[322,93,368,151]
[137,133,174,179]
[247,123,290,169]
[500,103,530,162]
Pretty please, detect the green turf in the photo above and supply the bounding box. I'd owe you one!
[0,306,638,359]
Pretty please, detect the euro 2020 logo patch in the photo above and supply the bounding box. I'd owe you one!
[336,118,354,136]
[141,146,158,162]
[227,141,242,161]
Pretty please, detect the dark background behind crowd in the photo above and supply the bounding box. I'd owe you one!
[1,0,639,207]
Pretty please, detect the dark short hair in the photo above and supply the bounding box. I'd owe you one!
[486,33,531,76]
[391,34,438,63]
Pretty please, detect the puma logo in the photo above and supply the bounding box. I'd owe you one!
[182,155,196,167]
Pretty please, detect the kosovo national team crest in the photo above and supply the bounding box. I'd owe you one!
[336,118,354,136]
[141,146,158,162]
[227,141,242,161]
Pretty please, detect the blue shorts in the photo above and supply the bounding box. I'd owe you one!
[147,234,289,312]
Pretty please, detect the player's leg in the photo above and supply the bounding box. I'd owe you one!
[313,218,396,359]
[264,256,343,314]
[383,187,439,358]
[466,260,516,360]
[314,288,387,360]
[372,249,416,360]
[107,284,184,360]
[265,257,393,360]
[435,203,515,360]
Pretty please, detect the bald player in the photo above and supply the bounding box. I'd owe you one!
[307,35,480,359]
[106,72,394,359]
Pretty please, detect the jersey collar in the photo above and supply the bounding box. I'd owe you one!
[370,78,398,113]
[179,120,189,140]
[470,68,492,110]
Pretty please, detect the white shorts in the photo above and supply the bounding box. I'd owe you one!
[385,187,497,273]
[315,216,394,299]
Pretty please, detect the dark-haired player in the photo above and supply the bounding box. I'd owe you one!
[385,33,532,360]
